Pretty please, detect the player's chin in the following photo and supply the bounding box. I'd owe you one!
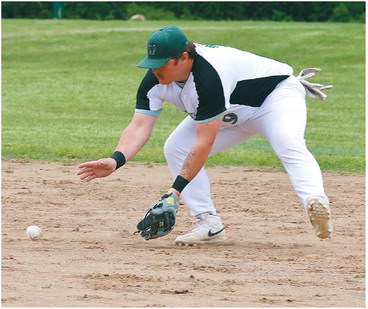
[158,79,171,85]
[156,76,172,85]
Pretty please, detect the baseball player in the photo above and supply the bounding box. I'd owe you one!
[78,25,333,245]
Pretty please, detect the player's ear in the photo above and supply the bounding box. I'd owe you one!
[181,52,190,61]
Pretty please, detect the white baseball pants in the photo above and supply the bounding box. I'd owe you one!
[164,76,328,216]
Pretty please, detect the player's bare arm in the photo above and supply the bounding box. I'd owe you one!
[78,112,157,182]
[168,115,223,196]
[114,112,157,161]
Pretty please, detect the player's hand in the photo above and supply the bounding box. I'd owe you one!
[78,158,117,182]
[135,193,179,240]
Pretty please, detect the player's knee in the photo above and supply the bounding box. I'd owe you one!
[272,137,308,160]
[164,136,189,162]
[164,137,179,159]
[163,140,172,159]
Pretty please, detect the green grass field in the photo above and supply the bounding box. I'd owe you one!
[2,19,365,173]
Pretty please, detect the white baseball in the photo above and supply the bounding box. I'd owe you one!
[26,225,42,240]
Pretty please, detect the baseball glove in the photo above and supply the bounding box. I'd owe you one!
[135,192,179,240]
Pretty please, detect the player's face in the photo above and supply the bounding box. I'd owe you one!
[152,53,191,85]
[152,59,181,85]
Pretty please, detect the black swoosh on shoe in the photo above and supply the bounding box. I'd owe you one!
[208,228,224,237]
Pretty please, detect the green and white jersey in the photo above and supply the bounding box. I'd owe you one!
[135,43,293,123]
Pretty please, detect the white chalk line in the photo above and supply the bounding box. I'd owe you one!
[3,23,324,39]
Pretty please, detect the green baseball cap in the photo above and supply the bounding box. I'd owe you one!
[137,25,188,69]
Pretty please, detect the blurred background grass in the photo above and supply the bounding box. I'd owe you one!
[2,19,365,173]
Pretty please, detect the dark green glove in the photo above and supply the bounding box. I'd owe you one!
[136,193,179,240]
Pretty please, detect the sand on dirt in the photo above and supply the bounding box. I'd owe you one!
[2,160,365,307]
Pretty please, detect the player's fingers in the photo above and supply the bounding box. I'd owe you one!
[85,174,97,182]
[77,167,92,175]
[79,170,94,180]
[78,161,98,169]
[79,173,88,180]
[78,162,89,169]
[77,168,86,175]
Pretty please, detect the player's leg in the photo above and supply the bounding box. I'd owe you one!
[164,116,226,245]
[164,114,255,215]
[164,116,215,216]
[251,76,333,238]
[164,114,255,244]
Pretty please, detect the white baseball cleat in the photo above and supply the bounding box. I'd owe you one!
[175,212,227,245]
[306,196,333,239]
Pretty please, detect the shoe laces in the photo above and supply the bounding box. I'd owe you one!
[191,213,217,233]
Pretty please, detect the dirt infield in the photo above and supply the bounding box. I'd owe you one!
[2,160,365,307]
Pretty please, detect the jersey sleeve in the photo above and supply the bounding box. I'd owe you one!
[192,55,226,123]
[136,70,163,117]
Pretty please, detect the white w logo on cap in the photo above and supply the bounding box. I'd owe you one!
[148,44,156,56]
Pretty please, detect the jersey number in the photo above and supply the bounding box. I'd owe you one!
[223,113,238,124]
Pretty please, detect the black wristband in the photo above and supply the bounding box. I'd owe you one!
[172,175,190,193]
[110,151,126,170]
